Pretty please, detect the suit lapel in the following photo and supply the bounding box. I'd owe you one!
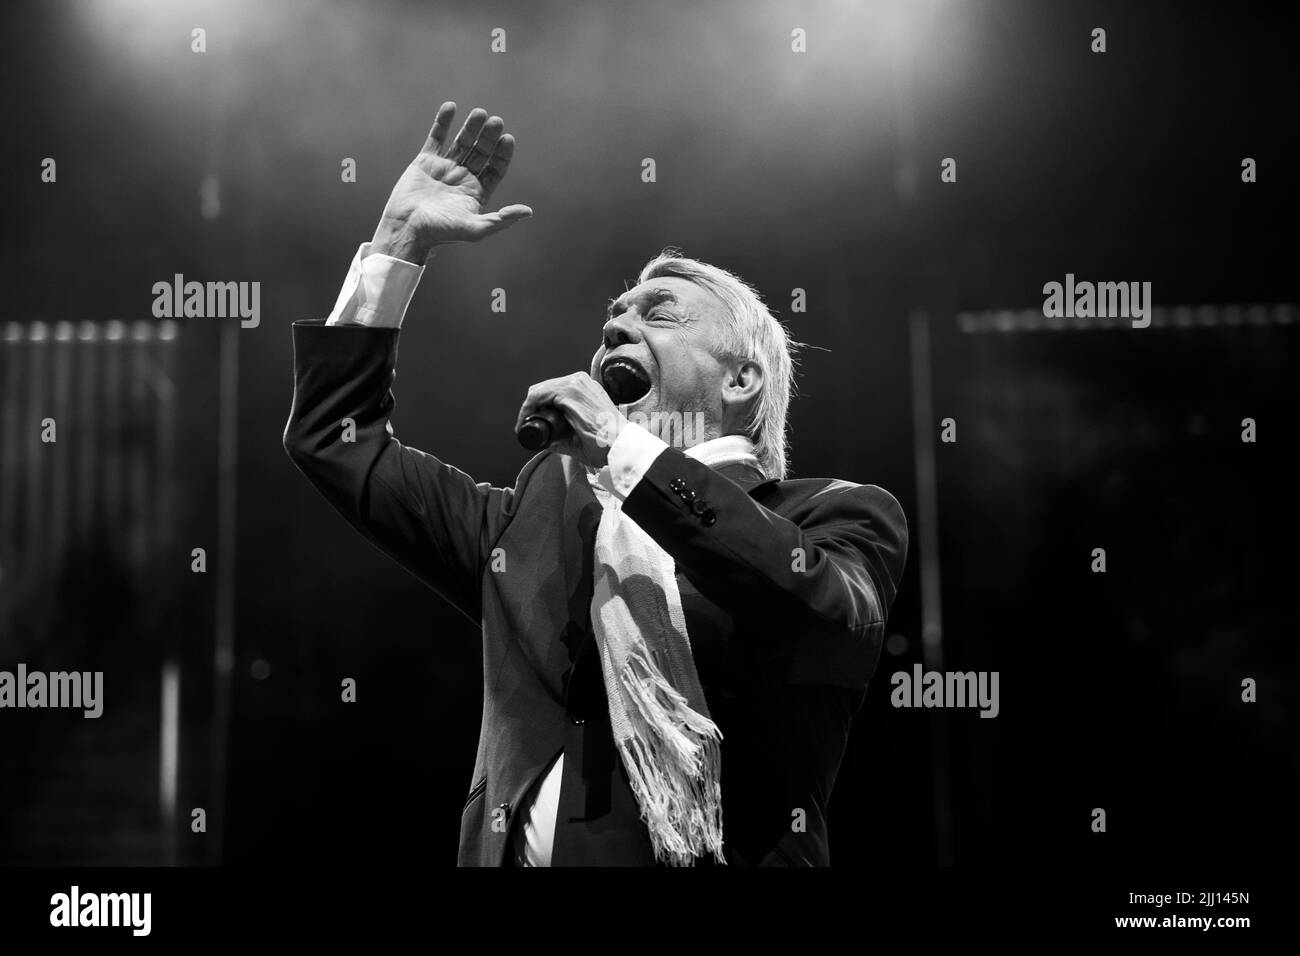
[559,455,601,669]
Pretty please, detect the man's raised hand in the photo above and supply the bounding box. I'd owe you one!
[371,102,533,264]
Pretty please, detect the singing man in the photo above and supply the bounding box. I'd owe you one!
[283,102,908,866]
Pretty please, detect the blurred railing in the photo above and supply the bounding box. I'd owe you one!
[0,318,182,865]
[0,319,179,646]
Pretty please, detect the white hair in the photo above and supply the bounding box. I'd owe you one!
[636,249,799,480]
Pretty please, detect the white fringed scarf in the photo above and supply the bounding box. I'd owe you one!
[587,435,761,866]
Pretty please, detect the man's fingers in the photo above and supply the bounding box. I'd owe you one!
[516,380,564,430]
[464,115,504,176]
[421,101,457,154]
[467,206,533,241]
[515,374,591,429]
[446,108,489,164]
[478,134,516,197]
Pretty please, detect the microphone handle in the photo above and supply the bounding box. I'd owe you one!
[516,405,570,451]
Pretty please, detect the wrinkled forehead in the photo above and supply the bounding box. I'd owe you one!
[607,275,727,323]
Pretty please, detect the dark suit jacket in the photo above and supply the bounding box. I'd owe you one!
[283,318,908,866]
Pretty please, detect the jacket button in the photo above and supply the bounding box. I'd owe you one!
[669,478,686,491]
[701,509,717,527]
[691,499,708,516]
[571,716,585,726]
[679,488,696,502]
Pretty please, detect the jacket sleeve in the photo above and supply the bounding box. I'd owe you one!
[622,447,909,688]
[281,318,528,624]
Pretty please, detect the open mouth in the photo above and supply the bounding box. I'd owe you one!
[600,355,653,406]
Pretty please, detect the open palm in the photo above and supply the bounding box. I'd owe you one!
[377,102,533,246]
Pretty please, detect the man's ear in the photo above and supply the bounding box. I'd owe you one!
[721,360,763,415]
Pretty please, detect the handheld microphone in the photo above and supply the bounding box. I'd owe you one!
[516,406,570,451]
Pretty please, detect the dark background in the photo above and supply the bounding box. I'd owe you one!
[1,0,1295,868]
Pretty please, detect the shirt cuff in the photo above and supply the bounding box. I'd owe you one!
[325,241,425,328]
[606,421,669,500]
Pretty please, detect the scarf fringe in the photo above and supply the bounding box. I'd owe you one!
[587,444,761,869]
[616,643,726,867]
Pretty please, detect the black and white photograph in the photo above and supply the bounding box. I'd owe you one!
[0,0,1294,940]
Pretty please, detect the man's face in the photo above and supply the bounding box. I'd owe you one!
[589,276,731,428]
